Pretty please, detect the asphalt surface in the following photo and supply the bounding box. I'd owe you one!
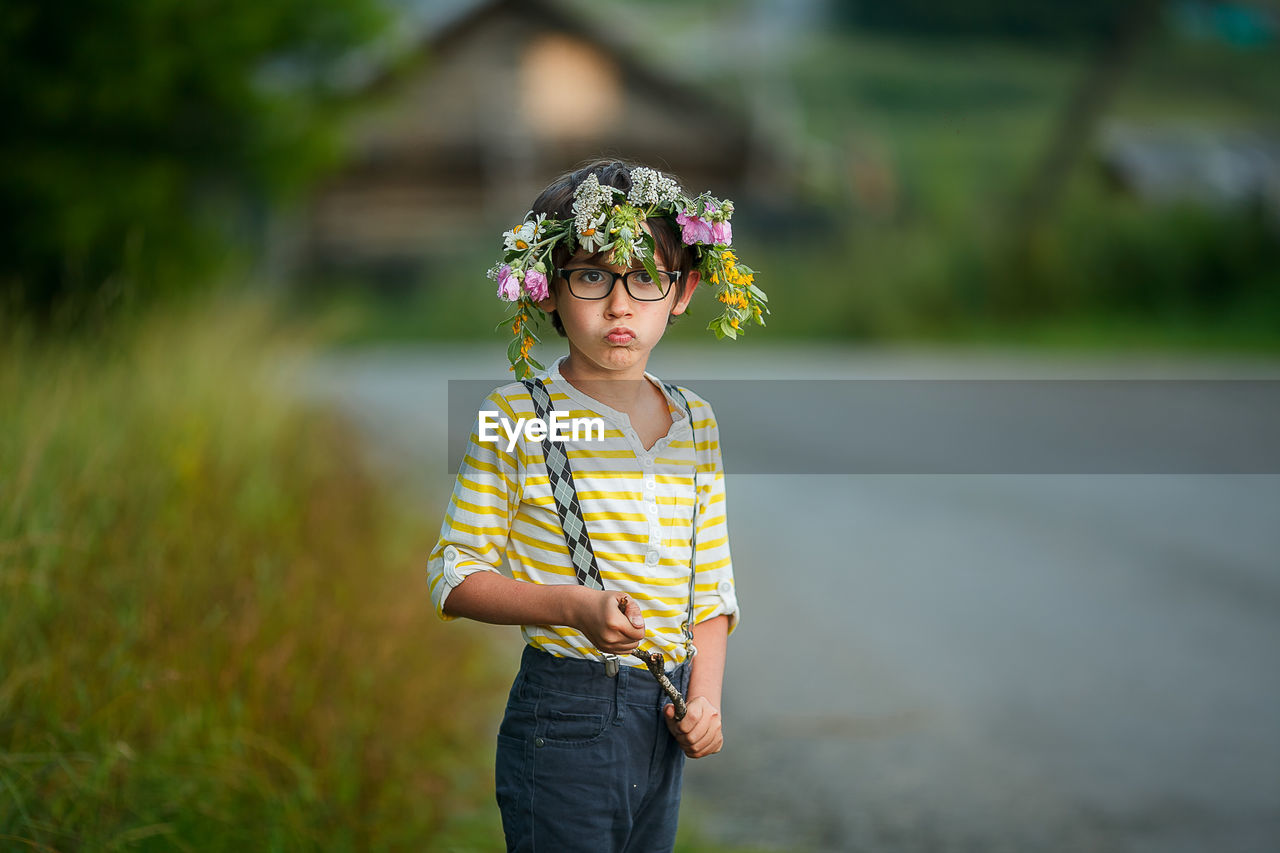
[299,342,1280,852]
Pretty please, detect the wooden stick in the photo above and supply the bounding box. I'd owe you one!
[616,595,688,720]
[631,649,687,721]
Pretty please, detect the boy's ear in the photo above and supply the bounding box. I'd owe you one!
[670,270,700,317]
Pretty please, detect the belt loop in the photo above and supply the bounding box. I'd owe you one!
[613,663,627,725]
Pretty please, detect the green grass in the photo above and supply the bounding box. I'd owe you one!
[0,294,508,850]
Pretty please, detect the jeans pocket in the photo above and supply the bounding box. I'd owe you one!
[537,690,612,746]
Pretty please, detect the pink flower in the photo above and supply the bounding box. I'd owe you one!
[710,220,733,246]
[496,265,521,301]
[676,209,713,245]
[524,268,549,301]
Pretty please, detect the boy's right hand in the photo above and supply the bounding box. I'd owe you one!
[573,590,645,653]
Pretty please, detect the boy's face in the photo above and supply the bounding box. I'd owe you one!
[536,239,698,378]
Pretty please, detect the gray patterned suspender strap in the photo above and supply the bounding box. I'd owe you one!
[521,378,605,590]
[521,377,700,658]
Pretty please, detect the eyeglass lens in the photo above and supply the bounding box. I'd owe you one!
[564,269,676,301]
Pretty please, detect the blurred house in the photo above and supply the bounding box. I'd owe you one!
[301,0,789,280]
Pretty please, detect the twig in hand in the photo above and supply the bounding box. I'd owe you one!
[631,649,687,721]
[615,594,688,720]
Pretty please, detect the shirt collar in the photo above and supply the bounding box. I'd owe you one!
[542,355,690,433]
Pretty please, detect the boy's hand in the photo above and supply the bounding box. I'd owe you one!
[574,591,645,654]
[664,697,722,758]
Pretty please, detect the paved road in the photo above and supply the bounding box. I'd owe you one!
[299,343,1280,852]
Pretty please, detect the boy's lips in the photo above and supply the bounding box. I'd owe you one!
[606,327,635,344]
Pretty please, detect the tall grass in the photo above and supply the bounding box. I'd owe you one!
[0,295,505,850]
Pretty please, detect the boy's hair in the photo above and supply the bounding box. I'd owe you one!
[530,159,697,337]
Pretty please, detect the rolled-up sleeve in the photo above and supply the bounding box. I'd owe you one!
[426,391,523,619]
[688,400,739,634]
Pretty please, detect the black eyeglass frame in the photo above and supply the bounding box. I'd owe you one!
[557,267,682,302]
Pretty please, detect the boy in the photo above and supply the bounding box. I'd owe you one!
[426,159,767,852]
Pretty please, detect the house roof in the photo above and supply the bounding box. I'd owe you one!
[363,0,749,135]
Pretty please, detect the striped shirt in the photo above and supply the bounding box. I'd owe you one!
[426,356,738,670]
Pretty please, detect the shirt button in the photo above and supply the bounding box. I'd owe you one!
[717,579,733,595]
[641,457,654,468]
[443,546,458,564]
[648,504,660,516]
[645,551,660,567]
[645,479,657,490]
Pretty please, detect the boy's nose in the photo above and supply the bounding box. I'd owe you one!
[604,281,634,316]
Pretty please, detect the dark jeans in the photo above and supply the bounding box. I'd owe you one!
[495,645,691,853]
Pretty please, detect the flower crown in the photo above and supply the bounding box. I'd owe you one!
[488,167,769,378]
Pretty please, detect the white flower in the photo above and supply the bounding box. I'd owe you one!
[627,167,682,207]
[503,221,536,252]
[576,213,609,253]
[528,212,548,238]
[572,173,620,227]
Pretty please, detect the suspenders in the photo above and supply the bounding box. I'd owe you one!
[522,378,606,591]
[521,378,700,673]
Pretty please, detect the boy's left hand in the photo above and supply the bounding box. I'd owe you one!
[664,697,722,758]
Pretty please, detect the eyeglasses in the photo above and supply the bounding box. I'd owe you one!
[559,267,681,301]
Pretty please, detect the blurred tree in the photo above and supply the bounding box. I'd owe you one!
[1015,0,1163,227]
[0,0,387,326]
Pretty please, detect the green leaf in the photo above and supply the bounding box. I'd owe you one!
[748,283,768,302]
[638,231,663,285]
[526,356,545,371]
[641,252,661,290]
[507,337,523,364]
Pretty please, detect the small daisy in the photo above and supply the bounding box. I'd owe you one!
[576,213,609,253]
[504,222,536,252]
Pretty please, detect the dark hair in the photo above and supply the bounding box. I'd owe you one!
[530,159,696,336]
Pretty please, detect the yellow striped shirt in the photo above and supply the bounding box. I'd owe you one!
[426,357,738,670]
